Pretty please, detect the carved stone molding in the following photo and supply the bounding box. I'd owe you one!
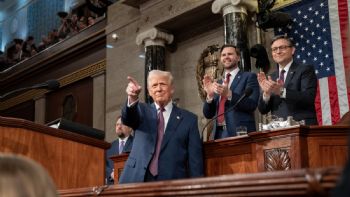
[212,0,257,15]
[264,148,291,171]
[136,28,174,47]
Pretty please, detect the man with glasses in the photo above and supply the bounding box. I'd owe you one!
[257,35,318,125]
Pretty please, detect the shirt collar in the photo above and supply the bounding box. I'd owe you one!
[279,60,293,74]
[225,67,240,79]
[155,101,173,112]
[119,136,129,143]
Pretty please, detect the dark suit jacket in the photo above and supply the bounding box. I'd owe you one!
[258,61,318,125]
[203,70,259,139]
[119,102,204,184]
[105,136,133,184]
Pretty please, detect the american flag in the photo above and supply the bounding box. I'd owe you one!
[277,0,350,125]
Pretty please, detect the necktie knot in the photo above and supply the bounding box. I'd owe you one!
[225,73,231,84]
[279,69,286,81]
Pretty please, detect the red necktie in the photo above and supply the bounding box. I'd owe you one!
[279,69,286,82]
[217,73,231,124]
[149,107,165,176]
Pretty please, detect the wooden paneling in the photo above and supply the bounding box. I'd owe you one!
[59,167,341,197]
[0,116,110,189]
[45,77,93,126]
[111,125,349,185]
[307,137,348,168]
[0,100,34,121]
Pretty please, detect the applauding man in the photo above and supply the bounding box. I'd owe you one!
[203,44,259,139]
[257,35,317,125]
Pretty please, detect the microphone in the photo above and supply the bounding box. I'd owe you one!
[201,87,253,136]
[0,79,60,101]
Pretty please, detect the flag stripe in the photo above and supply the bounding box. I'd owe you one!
[328,76,341,124]
[319,77,332,125]
[329,0,349,119]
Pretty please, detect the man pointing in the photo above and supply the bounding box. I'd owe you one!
[119,70,204,183]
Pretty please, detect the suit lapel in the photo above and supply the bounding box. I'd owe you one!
[284,62,297,88]
[124,136,133,151]
[160,105,182,151]
[230,70,243,91]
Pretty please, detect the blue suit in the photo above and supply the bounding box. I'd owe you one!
[258,62,318,125]
[119,102,204,184]
[203,70,259,139]
[105,136,133,184]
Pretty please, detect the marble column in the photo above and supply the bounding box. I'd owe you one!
[136,28,173,103]
[212,0,257,71]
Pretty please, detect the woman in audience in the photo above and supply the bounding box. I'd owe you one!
[0,154,57,197]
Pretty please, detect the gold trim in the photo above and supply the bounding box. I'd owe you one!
[271,0,301,10]
[0,59,106,111]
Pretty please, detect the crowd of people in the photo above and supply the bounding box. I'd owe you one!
[0,11,97,72]
[104,34,320,184]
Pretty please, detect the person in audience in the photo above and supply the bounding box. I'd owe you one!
[119,70,204,183]
[77,16,87,31]
[0,154,57,197]
[57,11,71,39]
[22,36,37,59]
[37,36,50,52]
[257,35,318,125]
[6,38,23,64]
[50,29,60,45]
[88,16,96,26]
[105,115,133,184]
[202,44,259,139]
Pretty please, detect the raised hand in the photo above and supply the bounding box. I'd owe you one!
[202,74,215,99]
[126,76,142,103]
[258,72,278,97]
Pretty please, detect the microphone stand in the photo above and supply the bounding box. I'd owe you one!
[201,89,253,137]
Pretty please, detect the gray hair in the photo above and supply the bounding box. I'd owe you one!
[147,70,174,88]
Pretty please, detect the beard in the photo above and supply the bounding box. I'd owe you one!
[117,133,125,139]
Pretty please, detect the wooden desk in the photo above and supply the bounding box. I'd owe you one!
[111,125,349,183]
[59,167,342,196]
[0,116,110,189]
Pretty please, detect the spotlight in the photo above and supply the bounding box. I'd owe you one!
[111,33,119,41]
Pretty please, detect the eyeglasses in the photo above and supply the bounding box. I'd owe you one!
[271,45,292,53]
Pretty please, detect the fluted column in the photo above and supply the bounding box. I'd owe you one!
[136,28,174,103]
[212,0,257,71]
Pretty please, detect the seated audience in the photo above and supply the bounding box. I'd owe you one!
[22,36,37,59]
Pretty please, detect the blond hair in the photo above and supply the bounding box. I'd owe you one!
[0,154,57,197]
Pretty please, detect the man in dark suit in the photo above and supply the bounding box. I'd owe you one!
[202,44,259,139]
[257,35,318,125]
[119,70,204,184]
[105,115,133,184]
